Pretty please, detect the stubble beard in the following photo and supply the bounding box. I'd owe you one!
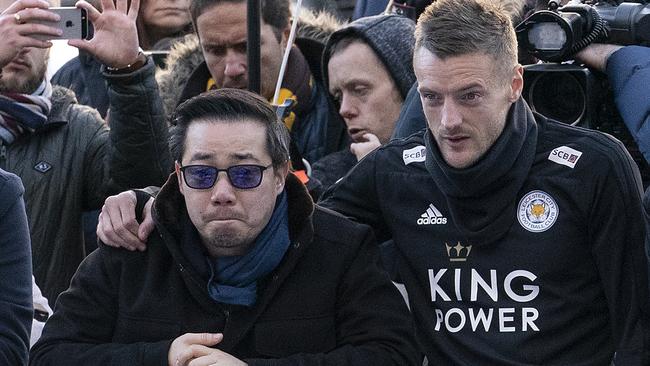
[202,232,255,257]
[0,63,47,95]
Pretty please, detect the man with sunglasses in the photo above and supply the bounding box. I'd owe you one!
[30,89,420,366]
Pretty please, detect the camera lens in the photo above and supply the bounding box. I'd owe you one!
[529,72,585,125]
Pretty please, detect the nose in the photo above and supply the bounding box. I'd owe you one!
[223,49,246,78]
[210,172,236,205]
[440,100,462,130]
[338,93,358,121]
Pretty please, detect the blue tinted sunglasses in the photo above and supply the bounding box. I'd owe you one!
[180,164,272,190]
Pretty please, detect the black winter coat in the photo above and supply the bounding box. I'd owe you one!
[30,174,421,366]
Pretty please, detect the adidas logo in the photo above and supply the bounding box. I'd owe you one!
[417,204,448,225]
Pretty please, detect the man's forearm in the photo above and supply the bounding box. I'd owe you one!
[104,57,173,191]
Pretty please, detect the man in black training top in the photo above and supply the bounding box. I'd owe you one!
[320,0,650,364]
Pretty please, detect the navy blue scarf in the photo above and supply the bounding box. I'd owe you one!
[206,191,290,307]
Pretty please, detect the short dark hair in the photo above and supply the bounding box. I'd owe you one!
[170,88,290,168]
[189,0,290,40]
[415,0,518,74]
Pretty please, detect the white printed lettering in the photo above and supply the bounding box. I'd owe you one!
[435,309,443,331]
[445,308,466,333]
[499,308,516,332]
[468,308,493,332]
[428,269,451,301]
[504,270,539,302]
[454,268,462,301]
[522,308,539,331]
[470,269,498,302]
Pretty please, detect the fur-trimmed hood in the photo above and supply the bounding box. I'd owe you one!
[155,10,344,118]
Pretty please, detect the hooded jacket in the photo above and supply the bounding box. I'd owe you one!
[0,60,172,303]
[321,98,650,364]
[31,173,421,366]
[312,14,416,193]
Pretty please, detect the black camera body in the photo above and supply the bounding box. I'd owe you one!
[517,0,650,62]
[518,2,650,185]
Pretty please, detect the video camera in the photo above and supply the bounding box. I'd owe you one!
[516,0,650,184]
[517,0,650,62]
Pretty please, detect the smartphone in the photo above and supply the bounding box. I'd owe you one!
[33,7,88,40]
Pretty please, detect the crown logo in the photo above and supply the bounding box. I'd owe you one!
[445,242,472,262]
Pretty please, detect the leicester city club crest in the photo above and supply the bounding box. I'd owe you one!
[517,190,559,233]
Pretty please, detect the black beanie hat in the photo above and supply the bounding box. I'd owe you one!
[322,14,416,100]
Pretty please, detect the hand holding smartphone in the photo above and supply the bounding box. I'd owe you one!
[32,7,88,40]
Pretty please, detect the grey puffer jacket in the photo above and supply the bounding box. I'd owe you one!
[0,59,172,303]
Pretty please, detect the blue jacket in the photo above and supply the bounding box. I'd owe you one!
[607,46,650,165]
[0,169,33,366]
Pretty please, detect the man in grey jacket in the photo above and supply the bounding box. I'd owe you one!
[0,0,171,303]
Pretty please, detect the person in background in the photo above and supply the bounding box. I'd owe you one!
[0,168,32,365]
[311,14,415,191]
[52,0,192,118]
[576,43,650,284]
[0,0,171,303]
[51,0,190,254]
[136,0,191,50]
[575,44,650,164]
[167,0,347,166]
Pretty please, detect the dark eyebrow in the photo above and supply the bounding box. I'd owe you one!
[202,36,247,49]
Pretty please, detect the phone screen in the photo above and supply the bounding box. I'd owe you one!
[33,7,88,40]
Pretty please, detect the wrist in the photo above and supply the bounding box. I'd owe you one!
[603,45,624,72]
[105,51,147,74]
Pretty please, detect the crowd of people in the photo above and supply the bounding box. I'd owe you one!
[1,0,649,364]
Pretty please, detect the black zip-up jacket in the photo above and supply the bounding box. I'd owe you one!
[0,59,172,303]
[321,99,650,365]
[30,173,421,366]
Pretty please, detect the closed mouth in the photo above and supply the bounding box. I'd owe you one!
[348,128,367,142]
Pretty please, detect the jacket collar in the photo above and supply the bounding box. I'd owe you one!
[30,86,78,134]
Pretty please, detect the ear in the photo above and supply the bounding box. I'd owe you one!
[273,161,290,194]
[175,162,185,196]
[509,64,524,102]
